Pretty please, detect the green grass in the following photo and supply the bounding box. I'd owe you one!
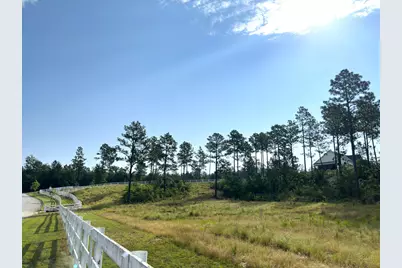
[72,183,380,268]
[78,212,233,268]
[59,196,74,205]
[28,192,74,207]
[47,190,75,205]
[22,214,72,268]
[28,193,58,210]
[74,185,126,208]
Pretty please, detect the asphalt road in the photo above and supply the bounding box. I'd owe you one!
[22,194,41,218]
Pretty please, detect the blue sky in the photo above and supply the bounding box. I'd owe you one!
[23,0,380,169]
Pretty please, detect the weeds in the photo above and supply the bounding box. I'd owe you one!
[74,183,379,268]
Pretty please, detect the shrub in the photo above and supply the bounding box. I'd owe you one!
[123,178,190,203]
[220,175,247,200]
[290,186,327,202]
[360,174,380,204]
[123,184,158,203]
[208,162,379,203]
[30,180,40,192]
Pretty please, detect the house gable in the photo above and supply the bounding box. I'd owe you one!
[314,150,353,166]
[314,151,336,166]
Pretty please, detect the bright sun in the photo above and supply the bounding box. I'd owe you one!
[278,0,354,32]
[251,0,358,35]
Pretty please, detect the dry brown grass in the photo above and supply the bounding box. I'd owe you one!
[75,183,380,268]
[101,212,335,268]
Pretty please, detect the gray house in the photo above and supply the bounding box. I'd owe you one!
[314,150,362,170]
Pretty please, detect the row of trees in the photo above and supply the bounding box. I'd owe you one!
[22,151,128,193]
[203,70,380,199]
[23,69,380,202]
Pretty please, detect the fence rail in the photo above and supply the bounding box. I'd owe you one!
[50,179,217,193]
[59,205,152,268]
[39,189,61,212]
[38,189,153,268]
[54,189,82,209]
[31,178,220,267]
[39,189,82,211]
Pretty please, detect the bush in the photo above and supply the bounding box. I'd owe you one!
[123,178,190,203]
[289,186,327,202]
[219,175,247,200]
[30,180,40,192]
[360,173,380,204]
[205,162,380,203]
[123,184,158,203]
[333,167,356,199]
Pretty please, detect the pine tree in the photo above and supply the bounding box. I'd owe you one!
[206,133,227,198]
[328,69,370,197]
[71,146,86,185]
[178,141,194,175]
[117,121,148,202]
[159,133,178,192]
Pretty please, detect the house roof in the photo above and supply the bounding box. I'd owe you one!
[314,150,360,166]
[346,155,363,161]
[314,161,336,166]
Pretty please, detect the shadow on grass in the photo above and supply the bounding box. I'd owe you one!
[84,193,107,204]
[34,215,49,234]
[78,202,123,212]
[54,215,59,232]
[155,194,215,207]
[269,201,380,228]
[30,242,45,267]
[76,187,124,206]
[44,214,54,233]
[22,243,31,258]
[23,213,50,220]
[319,205,380,228]
[48,240,58,268]
[25,240,60,268]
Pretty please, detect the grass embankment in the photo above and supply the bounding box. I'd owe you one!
[74,183,380,268]
[22,214,72,268]
[74,185,126,209]
[28,192,74,208]
[59,196,74,205]
[28,193,57,210]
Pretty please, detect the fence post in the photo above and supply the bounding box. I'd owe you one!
[80,221,91,267]
[132,251,148,262]
[55,190,153,268]
[82,221,91,248]
[76,216,84,263]
[65,213,73,256]
[93,227,105,268]
[72,216,82,262]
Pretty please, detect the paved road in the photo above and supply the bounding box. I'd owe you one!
[22,194,41,218]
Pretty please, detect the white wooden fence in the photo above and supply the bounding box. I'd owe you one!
[39,189,61,212]
[54,189,82,209]
[32,178,220,267]
[38,189,153,268]
[59,205,153,268]
[33,178,219,267]
[39,189,82,211]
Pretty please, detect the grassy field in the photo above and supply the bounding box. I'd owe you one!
[22,213,72,268]
[73,183,380,268]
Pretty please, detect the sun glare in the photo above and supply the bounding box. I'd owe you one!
[251,0,361,35]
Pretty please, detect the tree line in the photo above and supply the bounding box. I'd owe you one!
[23,69,380,203]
